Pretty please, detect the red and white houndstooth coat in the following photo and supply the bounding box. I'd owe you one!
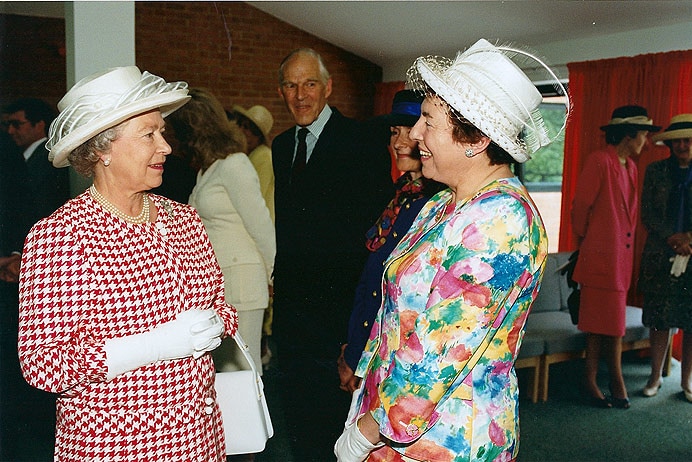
[18,192,238,462]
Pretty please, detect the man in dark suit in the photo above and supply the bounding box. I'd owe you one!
[272,48,392,460]
[0,128,30,282]
[5,98,70,231]
[1,99,63,460]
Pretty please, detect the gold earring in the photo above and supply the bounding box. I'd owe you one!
[465,148,475,158]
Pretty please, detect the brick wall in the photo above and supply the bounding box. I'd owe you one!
[135,2,382,141]
[0,14,66,109]
[136,1,382,141]
[1,2,383,143]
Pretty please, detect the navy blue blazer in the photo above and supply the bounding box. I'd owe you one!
[343,178,443,370]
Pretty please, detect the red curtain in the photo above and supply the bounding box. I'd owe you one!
[559,50,692,305]
[374,81,406,181]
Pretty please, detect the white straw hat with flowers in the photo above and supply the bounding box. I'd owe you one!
[406,38,569,163]
[46,66,190,168]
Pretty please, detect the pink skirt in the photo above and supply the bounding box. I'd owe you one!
[577,286,626,337]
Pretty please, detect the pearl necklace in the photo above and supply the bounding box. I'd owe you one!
[89,184,150,224]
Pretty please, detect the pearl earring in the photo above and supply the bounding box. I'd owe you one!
[103,158,111,166]
[465,148,475,158]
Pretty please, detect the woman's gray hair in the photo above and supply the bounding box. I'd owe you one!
[279,48,331,85]
[67,124,123,177]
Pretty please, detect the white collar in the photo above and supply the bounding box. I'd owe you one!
[23,137,48,162]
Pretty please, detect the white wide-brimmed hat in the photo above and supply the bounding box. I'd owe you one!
[407,38,568,163]
[46,66,190,168]
[233,104,274,140]
[653,114,692,143]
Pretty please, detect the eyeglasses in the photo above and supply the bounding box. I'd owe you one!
[2,120,30,129]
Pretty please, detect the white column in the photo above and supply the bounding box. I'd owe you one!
[63,1,135,195]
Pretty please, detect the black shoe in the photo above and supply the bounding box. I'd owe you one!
[610,396,631,409]
[580,382,612,408]
[608,384,631,409]
[588,395,613,408]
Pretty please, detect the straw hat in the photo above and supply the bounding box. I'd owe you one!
[233,104,274,140]
[406,38,567,163]
[599,105,661,133]
[652,114,692,142]
[46,66,190,168]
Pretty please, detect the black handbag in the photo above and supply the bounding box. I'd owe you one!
[560,250,580,325]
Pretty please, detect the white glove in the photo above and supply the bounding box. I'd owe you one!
[104,309,224,380]
[670,254,690,277]
[334,420,384,462]
[346,383,364,424]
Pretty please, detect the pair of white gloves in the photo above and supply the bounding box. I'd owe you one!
[334,384,385,462]
[670,254,691,277]
[334,420,384,462]
[104,309,224,380]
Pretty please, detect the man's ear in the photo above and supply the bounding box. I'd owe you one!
[324,78,333,99]
[36,119,47,136]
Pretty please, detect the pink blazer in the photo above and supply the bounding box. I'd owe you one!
[571,146,638,291]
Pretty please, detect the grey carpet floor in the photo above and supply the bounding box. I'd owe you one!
[517,353,692,462]
[256,349,692,462]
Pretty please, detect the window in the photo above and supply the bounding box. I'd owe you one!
[515,85,568,252]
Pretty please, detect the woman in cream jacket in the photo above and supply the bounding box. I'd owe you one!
[169,88,275,373]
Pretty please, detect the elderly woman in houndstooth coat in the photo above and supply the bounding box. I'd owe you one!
[18,66,237,461]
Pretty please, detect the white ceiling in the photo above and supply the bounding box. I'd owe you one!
[249,1,692,78]
[4,1,691,80]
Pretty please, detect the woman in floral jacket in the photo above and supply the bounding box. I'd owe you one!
[334,39,567,462]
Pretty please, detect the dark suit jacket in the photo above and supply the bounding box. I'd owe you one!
[272,108,392,356]
[0,134,32,255]
[0,136,57,460]
[25,142,70,228]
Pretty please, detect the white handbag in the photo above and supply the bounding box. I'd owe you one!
[215,332,274,455]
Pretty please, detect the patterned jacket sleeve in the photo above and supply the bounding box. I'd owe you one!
[18,217,108,393]
[368,192,541,442]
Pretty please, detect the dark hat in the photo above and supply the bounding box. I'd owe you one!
[599,105,661,132]
[375,90,423,127]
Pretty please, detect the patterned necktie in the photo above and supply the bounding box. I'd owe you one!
[291,127,308,180]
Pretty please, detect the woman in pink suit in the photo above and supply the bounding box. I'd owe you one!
[572,105,660,408]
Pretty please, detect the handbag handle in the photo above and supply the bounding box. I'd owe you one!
[230,332,265,400]
[232,332,260,376]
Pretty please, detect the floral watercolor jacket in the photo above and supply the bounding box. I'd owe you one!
[353,177,547,462]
